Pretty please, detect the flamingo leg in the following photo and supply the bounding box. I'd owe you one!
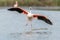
[28,21,33,32]
[25,17,33,33]
[25,20,32,32]
[25,20,29,26]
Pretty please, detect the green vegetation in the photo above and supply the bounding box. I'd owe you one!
[0,0,60,6]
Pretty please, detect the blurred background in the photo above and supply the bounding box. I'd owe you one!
[0,0,60,6]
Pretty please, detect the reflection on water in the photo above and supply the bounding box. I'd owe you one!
[9,28,52,40]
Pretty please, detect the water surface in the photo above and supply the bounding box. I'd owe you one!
[0,7,60,40]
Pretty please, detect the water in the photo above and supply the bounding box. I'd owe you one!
[0,7,60,40]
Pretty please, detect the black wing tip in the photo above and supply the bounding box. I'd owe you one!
[8,8,11,10]
[45,19,53,25]
[49,23,53,25]
[37,16,53,25]
[8,9,11,11]
[8,8,23,13]
[44,19,53,25]
[8,8,14,11]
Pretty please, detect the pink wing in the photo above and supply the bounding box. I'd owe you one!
[33,14,53,25]
[8,7,28,15]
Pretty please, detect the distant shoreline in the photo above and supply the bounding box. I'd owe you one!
[31,6,60,11]
[0,6,60,11]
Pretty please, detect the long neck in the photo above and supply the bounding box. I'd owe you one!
[29,7,32,14]
[30,10,31,13]
[14,1,18,7]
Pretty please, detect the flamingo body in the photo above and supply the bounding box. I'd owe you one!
[8,1,53,25]
[8,7,52,25]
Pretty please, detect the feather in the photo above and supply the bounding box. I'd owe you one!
[8,7,28,14]
[37,16,53,25]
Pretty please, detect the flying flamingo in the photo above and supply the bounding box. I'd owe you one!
[8,1,53,31]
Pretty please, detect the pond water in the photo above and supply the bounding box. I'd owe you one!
[0,7,60,40]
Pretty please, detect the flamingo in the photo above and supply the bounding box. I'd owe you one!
[8,1,52,31]
[13,1,18,7]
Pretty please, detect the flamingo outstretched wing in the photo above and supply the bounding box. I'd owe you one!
[8,7,28,15]
[33,14,53,25]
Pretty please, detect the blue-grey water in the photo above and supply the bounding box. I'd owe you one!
[0,7,60,40]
